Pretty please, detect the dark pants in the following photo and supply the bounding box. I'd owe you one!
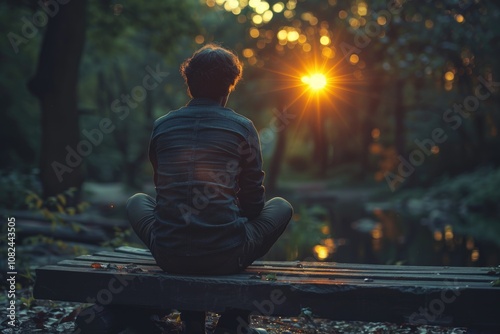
[126,193,293,333]
[126,193,293,274]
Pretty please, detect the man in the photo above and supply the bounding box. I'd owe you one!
[126,44,293,333]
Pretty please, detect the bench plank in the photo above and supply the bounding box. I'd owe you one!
[34,247,500,329]
[67,257,493,284]
[114,246,490,273]
[74,253,496,283]
[41,261,495,289]
[94,250,156,260]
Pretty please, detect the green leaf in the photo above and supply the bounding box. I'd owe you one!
[265,273,277,281]
[71,222,82,233]
[77,201,90,213]
[57,194,67,206]
[20,296,35,309]
[56,204,65,213]
[46,196,57,204]
[65,187,78,198]
[35,198,43,209]
[41,208,54,220]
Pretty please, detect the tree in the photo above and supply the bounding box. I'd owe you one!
[24,0,198,198]
[28,0,87,198]
[203,0,500,186]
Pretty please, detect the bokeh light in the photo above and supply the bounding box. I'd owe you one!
[320,36,331,46]
[444,71,455,81]
[314,245,329,260]
[349,54,359,64]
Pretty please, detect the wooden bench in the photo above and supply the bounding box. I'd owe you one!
[34,246,500,332]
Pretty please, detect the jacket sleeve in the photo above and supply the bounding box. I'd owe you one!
[148,125,158,187]
[237,122,265,219]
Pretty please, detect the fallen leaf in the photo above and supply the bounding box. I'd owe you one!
[59,308,79,324]
[265,273,277,281]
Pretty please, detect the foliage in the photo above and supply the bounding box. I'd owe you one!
[267,204,332,261]
[70,0,201,187]
[22,187,91,254]
[101,226,142,249]
[18,268,36,309]
[86,1,199,58]
[3,0,499,189]
[425,167,500,207]
[2,0,201,192]
[203,0,500,183]
[0,170,41,210]
[22,235,90,257]
[0,3,41,171]
[391,167,500,246]
[26,187,89,216]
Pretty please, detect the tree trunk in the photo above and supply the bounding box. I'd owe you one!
[266,120,287,194]
[312,116,328,176]
[360,75,382,174]
[28,0,87,198]
[126,91,154,188]
[394,78,406,157]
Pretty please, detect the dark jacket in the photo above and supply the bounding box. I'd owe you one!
[149,98,265,256]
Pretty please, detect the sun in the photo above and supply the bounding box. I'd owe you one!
[254,46,363,126]
[301,73,327,91]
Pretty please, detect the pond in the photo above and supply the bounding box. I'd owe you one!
[266,197,500,268]
[334,209,500,267]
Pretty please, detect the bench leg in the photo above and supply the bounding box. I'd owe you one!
[181,310,206,334]
[75,305,164,334]
[75,305,127,334]
[215,308,252,334]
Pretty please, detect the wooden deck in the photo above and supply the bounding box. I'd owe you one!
[34,246,500,329]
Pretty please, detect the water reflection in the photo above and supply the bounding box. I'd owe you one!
[267,201,499,267]
[337,205,496,266]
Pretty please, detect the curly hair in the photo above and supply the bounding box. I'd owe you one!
[180,44,243,100]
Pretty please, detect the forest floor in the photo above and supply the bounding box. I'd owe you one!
[0,291,471,334]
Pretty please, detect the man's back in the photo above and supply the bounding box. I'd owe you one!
[126,43,292,279]
[149,98,265,256]
[126,44,291,333]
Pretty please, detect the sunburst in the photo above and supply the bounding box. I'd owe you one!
[254,47,365,135]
